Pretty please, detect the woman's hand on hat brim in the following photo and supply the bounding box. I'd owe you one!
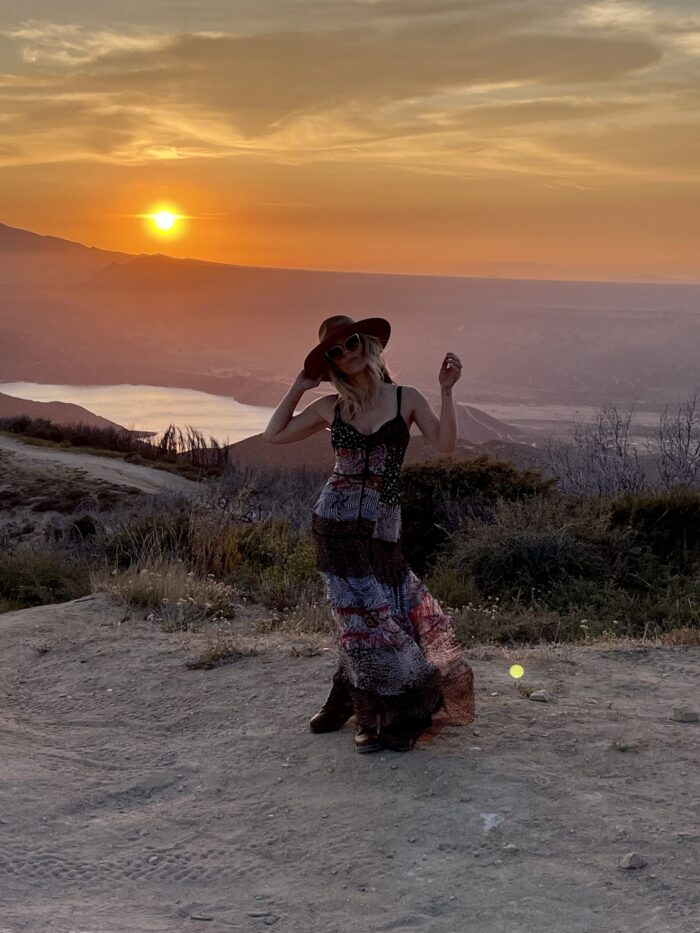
[294,368,324,393]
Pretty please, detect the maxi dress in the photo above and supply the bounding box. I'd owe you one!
[311,384,475,744]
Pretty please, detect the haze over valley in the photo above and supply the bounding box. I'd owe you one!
[3,223,700,439]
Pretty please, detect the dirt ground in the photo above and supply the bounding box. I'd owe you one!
[0,435,200,496]
[0,595,698,933]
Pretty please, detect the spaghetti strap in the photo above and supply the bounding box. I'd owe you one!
[397,384,402,418]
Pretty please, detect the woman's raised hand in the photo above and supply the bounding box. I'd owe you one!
[439,352,462,389]
[294,368,324,393]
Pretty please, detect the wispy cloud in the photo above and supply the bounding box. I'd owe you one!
[1,20,177,66]
[0,2,696,190]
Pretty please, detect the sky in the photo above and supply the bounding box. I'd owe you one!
[0,0,699,281]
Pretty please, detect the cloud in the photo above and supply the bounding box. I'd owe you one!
[0,4,693,187]
[1,20,176,66]
[47,23,661,132]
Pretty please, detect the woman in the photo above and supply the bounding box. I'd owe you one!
[263,314,475,753]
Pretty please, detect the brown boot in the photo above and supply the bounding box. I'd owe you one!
[309,681,353,733]
[354,725,384,754]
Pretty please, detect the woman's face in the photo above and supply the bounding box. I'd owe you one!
[330,334,367,379]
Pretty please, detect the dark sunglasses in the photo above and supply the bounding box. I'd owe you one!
[325,332,361,362]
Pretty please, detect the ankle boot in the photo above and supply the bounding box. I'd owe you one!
[354,725,383,754]
[309,681,353,733]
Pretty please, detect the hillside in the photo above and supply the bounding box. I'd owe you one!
[0,391,128,431]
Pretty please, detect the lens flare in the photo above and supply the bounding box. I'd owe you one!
[509,664,525,679]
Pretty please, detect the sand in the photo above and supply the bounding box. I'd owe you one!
[0,595,698,932]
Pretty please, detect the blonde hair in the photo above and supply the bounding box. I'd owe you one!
[326,333,396,420]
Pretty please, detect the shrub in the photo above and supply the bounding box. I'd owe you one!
[432,494,670,609]
[467,527,604,598]
[400,454,555,575]
[107,510,192,569]
[610,486,700,572]
[0,550,91,610]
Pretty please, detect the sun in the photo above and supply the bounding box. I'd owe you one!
[134,203,189,239]
[153,210,177,230]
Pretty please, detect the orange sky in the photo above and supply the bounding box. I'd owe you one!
[1,1,699,281]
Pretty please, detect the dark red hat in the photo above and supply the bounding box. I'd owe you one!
[303,315,391,382]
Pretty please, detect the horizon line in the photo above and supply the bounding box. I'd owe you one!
[2,220,700,289]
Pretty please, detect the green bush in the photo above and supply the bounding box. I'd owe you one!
[0,551,91,610]
[467,527,604,598]
[440,493,670,600]
[254,535,323,609]
[400,454,555,575]
[610,487,700,572]
[107,510,324,609]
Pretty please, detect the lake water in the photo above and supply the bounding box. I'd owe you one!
[1,381,665,447]
[0,382,280,445]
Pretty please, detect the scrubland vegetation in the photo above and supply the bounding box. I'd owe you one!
[2,399,700,646]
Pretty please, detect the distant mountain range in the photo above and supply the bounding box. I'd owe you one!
[2,221,700,416]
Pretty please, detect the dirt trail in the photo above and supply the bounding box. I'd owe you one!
[0,595,698,932]
[0,435,200,495]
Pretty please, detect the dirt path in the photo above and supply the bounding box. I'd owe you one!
[0,435,200,495]
[0,595,698,932]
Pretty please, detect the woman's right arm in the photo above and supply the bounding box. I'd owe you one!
[263,371,332,444]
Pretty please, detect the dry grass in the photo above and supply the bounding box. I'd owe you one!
[254,593,335,636]
[92,561,239,631]
[658,626,700,646]
[186,633,260,670]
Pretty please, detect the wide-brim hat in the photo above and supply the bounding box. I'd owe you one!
[303,315,391,382]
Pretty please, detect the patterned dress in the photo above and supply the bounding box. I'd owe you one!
[311,383,475,745]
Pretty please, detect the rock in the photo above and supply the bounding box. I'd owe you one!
[529,689,552,703]
[672,706,699,723]
[503,843,519,853]
[619,851,647,870]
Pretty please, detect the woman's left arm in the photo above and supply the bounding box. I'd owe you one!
[406,352,462,453]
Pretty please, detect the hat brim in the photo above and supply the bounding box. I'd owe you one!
[303,317,391,382]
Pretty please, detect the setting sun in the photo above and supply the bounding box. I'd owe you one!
[131,203,190,239]
[153,211,176,231]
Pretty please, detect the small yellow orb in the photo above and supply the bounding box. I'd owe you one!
[509,664,525,679]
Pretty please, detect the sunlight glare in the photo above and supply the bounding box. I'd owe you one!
[153,210,176,230]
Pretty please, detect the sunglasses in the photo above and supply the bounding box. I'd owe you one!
[325,332,361,362]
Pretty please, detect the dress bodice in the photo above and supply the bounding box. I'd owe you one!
[312,384,409,542]
[331,385,409,451]
[330,385,409,506]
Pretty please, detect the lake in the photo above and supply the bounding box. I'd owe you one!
[0,382,280,445]
[0,381,665,447]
